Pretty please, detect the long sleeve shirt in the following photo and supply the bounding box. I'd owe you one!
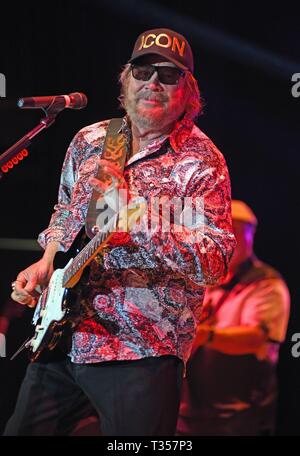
[38,117,235,364]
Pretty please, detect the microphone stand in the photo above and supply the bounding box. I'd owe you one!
[0,106,63,179]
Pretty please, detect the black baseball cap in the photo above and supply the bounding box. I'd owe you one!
[128,28,194,73]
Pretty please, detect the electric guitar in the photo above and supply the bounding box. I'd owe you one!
[24,198,146,362]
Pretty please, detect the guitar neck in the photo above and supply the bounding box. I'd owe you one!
[62,216,117,288]
[61,197,146,289]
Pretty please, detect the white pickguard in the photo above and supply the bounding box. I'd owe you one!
[29,259,73,354]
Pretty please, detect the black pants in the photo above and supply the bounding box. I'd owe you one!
[4,355,183,436]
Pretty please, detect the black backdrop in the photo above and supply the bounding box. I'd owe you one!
[0,0,299,435]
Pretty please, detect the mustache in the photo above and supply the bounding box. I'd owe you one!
[136,92,168,102]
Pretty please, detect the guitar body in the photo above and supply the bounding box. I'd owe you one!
[29,259,73,361]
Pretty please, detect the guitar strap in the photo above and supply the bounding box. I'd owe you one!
[85,118,128,238]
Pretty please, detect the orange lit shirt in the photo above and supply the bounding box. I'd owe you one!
[203,257,290,363]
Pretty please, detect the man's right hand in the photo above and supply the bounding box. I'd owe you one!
[11,257,54,308]
[11,241,60,308]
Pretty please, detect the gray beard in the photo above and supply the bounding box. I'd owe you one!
[124,93,186,130]
[125,100,168,130]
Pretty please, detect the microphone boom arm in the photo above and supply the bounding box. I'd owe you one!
[0,92,87,178]
[0,112,56,179]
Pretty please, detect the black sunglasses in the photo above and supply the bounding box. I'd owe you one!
[131,64,184,85]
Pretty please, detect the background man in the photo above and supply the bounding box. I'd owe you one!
[177,199,290,436]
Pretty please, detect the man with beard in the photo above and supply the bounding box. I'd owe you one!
[5,28,235,436]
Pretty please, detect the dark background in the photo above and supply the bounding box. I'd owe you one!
[0,0,299,435]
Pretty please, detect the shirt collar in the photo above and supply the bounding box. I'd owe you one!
[122,116,194,166]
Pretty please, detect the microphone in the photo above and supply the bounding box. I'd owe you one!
[17,92,88,110]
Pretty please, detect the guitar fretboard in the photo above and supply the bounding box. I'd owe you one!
[62,215,117,287]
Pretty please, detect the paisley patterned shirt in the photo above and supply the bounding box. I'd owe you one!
[38,117,236,364]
